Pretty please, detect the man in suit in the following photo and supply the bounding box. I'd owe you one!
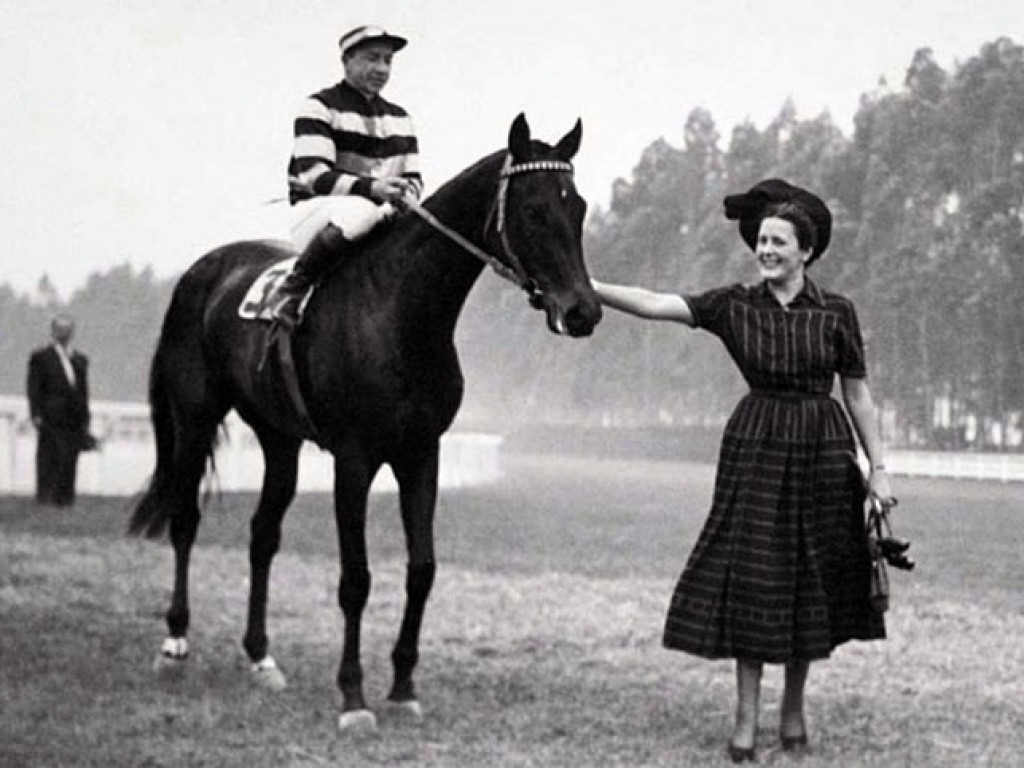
[27,314,92,506]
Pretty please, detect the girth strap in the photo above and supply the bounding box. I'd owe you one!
[262,326,324,446]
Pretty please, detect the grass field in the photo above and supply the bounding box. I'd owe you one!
[1,454,1022,767]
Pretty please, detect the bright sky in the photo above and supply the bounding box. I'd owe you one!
[1,0,1020,295]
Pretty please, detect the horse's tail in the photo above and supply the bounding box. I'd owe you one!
[127,353,177,539]
[128,258,227,539]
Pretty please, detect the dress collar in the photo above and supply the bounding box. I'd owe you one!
[755,276,824,308]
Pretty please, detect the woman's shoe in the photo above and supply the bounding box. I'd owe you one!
[780,733,810,757]
[727,743,757,763]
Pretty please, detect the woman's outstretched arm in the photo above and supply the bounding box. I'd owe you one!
[591,279,695,325]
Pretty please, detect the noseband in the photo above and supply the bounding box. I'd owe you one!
[404,154,575,303]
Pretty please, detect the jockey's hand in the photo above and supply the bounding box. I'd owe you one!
[370,178,417,205]
[389,184,419,212]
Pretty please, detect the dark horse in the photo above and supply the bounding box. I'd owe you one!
[128,114,601,730]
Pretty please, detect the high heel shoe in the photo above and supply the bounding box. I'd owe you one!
[727,743,757,763]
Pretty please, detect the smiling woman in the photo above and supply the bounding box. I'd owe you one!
[753,204,817,295]
[591,177,895,761]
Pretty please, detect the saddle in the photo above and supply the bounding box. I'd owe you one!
[237,257,314,322]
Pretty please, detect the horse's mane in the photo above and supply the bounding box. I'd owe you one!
[423,149,505,208]
[423,138,565,208]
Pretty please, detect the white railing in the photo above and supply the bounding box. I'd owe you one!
[885,449,1024,483]
[0,395,503,497]
[3,396,1022,495]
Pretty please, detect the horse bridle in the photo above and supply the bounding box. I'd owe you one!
[405,154,575,304]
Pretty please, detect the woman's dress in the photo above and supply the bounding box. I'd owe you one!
[663,279,885,662]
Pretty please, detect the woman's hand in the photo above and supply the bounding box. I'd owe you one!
[867,467,894,506]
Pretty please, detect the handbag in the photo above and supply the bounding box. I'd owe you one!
[865,497,913,613]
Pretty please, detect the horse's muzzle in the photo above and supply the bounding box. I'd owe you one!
[543,292,602,337]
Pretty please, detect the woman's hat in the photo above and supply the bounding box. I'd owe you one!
[339,25,408,56]
[723,178,832,261]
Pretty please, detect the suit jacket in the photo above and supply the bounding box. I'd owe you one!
[27,345,90,433]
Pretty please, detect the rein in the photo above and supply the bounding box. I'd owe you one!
[404,154,574,301]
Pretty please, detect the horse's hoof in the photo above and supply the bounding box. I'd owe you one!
[338,709,378,734]
[161,636,189,658]
[385,699,424,721]
[153,638,189,675]
[251,656,287,691]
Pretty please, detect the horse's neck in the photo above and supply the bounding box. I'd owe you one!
[385,155,504,333]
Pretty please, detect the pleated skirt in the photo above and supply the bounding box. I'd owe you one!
[663,393,886,662]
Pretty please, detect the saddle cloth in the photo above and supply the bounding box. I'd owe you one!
[238,257,313,321]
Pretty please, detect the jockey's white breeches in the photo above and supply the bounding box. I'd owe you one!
[289,196,394,250]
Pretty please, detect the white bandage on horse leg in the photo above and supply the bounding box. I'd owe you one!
[160,636,189,659]
[252,655,279,673]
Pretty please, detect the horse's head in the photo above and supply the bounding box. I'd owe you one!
[492,114,602,337]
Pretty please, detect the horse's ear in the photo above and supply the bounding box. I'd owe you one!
[509,113,532,161]
[554,118,582,162]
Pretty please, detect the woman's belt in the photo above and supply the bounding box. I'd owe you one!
[748,388,832,402]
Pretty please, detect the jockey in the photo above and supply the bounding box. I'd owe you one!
[269,25,423,329]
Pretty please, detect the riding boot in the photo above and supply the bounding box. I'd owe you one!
[270,223,351,330]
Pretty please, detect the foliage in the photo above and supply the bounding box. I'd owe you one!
[575,37,1024,449]
[0,264,175,402]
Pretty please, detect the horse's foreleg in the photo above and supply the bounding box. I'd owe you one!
[333,450,378,730]
[243,433,301,690]
[387,444,440,713]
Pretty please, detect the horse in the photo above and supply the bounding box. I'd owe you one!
[127,114,602,731]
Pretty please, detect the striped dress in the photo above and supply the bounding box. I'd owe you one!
[287,80,423,204]
[663,278,885,663]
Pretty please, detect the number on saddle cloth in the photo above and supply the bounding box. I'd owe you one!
[238,257,314,322]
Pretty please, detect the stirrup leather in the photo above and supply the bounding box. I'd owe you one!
[268,289,306,331]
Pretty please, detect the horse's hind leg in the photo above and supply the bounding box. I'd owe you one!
[386,442,440,717]
[242,426,302,690]
[159,410,227,667]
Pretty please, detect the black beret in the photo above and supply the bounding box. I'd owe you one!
[723,178,832,262]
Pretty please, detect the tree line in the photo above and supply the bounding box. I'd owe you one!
[2,38,1021,451]
[0,266,175,404]
[463,37,1024,451]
